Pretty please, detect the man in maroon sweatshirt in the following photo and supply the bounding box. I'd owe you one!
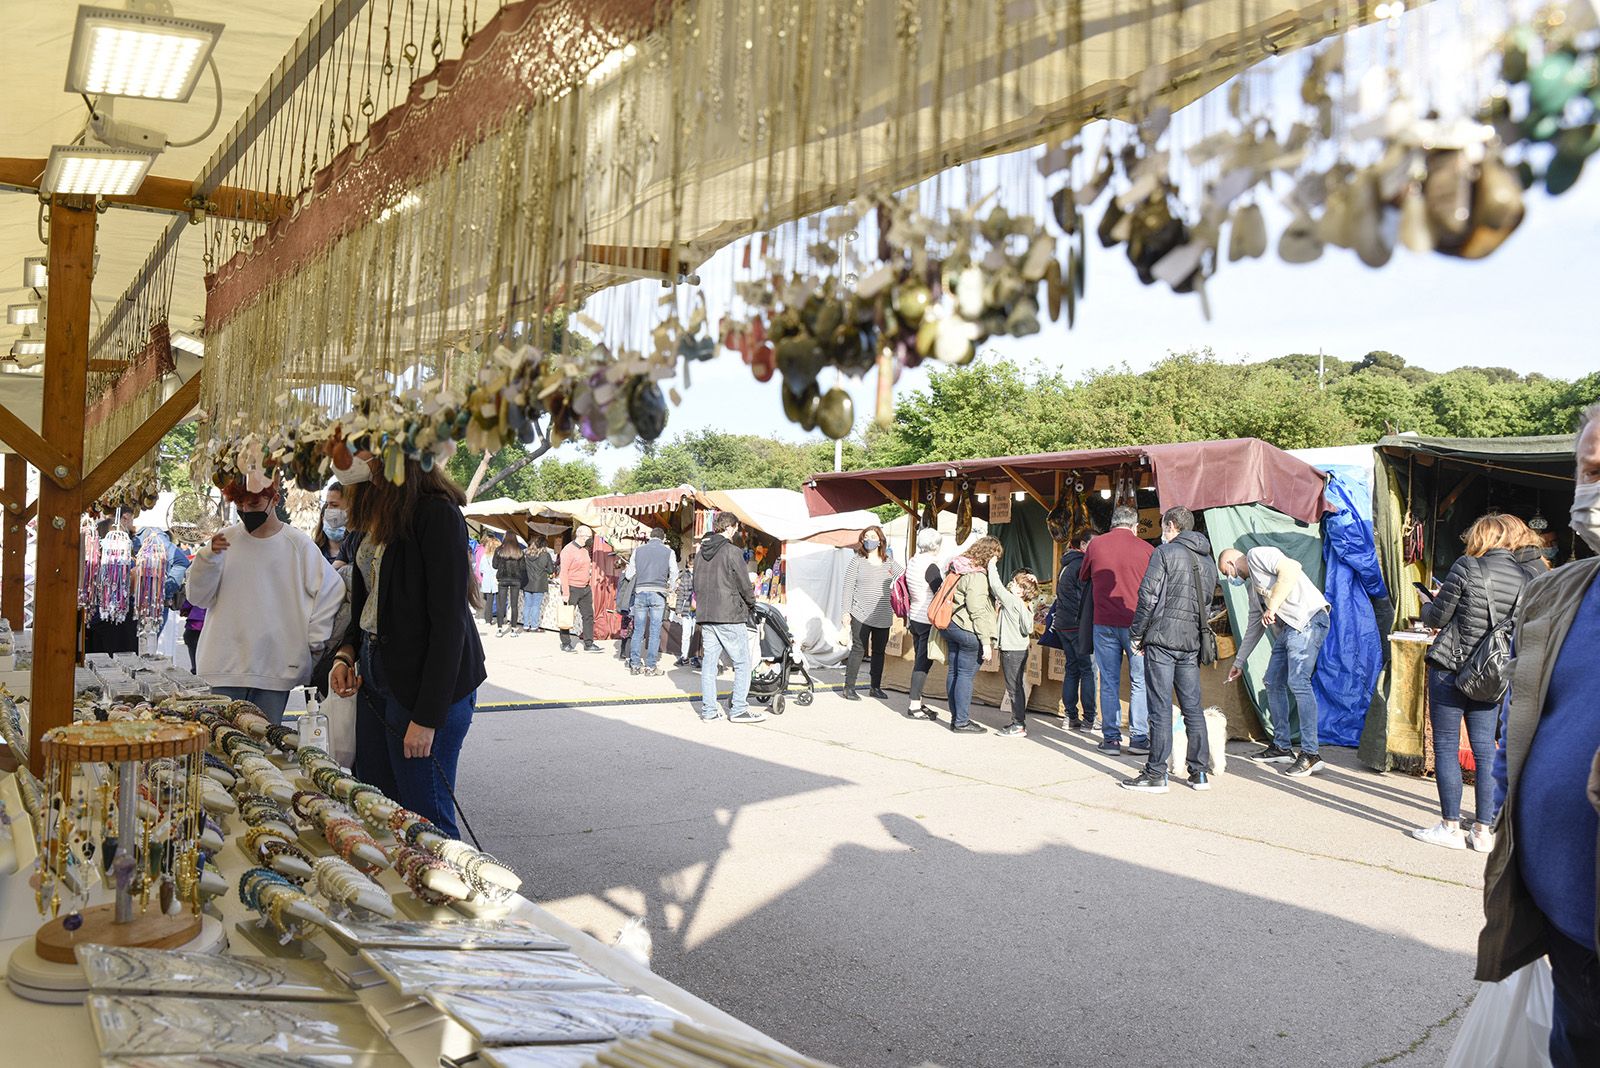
[1081,506,1155,755]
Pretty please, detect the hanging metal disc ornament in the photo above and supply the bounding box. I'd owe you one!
[816,388,854,440]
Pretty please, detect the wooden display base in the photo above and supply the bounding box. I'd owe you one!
[34,902,203,964]
[7,913,224,1004]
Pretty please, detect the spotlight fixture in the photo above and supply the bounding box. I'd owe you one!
[1012,491,1025,502]
[7,303,42,326]
[65,5,224,103]
[1100,489,1112,499]
[976,493,989,504]
[22,257,47,290]
[42,145,157,197]
[169,331,205,356]
[10,340,45,358]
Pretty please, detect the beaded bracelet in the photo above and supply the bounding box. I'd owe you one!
[258,839,313,883]
[391,846,455,905]
[243,825,293,856]
[239,795,293,829]
[324,817,383,872]
[349,785,391,826]
[313,855,391,914]
[295,745,334,773]
[263,724,297,752]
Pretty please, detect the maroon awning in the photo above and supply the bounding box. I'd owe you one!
[803,438,1331,525]
[593,485,702,517]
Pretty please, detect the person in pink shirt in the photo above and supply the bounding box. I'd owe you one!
[1080,506,1155,755]
[558,526,601,652]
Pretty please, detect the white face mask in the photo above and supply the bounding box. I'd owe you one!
[1573,480,1600,553]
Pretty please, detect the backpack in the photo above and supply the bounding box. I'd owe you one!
[928,567,961,630]
[1453,558,1525,703]
[890,572,910,618]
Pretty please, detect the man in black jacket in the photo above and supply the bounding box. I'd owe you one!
[1052,527,1097,730]
[693,512,762,723]
[1123,507,1218,794]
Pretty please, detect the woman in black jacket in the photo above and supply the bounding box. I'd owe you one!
[328,448,487,839]
[1411,513,1541,853]
[521,533,555,633]
[1051,527,1097,730]
[492,536,527,634]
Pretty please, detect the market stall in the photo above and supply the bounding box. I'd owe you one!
[595,487,881,644]
[1357,433,1586,772]
[463,497,647,639]
[807,438,1388,745]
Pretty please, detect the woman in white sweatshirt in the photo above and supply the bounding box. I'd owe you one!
[184,474,344,724]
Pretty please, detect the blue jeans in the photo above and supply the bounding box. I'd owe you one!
[1061,647,1096,724]
[1427,669,1499,824]
[356,642,475,838]
[1263,608,1330,754]
[944,624,982,727]
[699,622,752,719]
[629,591,667,668]
[1549,928,1600,1068]
[1143,645,1207,779]
[212,685,291,726]
[523,590,545,630]
[1094,625,1147,744]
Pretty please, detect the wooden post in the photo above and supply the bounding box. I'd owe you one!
[29,199,95,774]
[1051,471,1064,587]
[1,455,25,626]
[907,479,920,558]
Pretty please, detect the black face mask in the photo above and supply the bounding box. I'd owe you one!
[240,509,270,533]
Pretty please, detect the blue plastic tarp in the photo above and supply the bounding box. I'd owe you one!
[1314,466,1388,747]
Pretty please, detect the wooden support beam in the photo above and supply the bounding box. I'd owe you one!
[0,403,74,488]
[1000,466,1051,510]
[1437,471,1477,520]
[866,478,917,518]
[0,159,290,222]
[1051,471,1064,587]
[80,373,202,505]
[31,199,95,775]
[1,456,25,627]
[581,244,692,278]
[905,479,920,558]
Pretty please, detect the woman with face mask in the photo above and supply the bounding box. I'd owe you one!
[326,444,487,838]
[841,525,904,702]
[183,473,345,725]
[314,482,352,567]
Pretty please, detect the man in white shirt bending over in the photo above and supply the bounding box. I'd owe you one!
[185,473,344,724]
[1218,545,1333,779]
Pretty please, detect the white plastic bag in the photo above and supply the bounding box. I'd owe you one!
[321,691,358,769]
[1444,960,1553,1068]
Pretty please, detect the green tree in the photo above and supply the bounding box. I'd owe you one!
[610,431,867,494]
[1418,370,1529,438]
[158,422,198,493]
[1330,372,1431,439]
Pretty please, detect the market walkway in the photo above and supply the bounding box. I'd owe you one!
[458,626,1485,1068]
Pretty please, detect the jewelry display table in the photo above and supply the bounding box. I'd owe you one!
[0,735,785,1067]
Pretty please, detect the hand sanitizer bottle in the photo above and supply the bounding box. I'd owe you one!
[300,688,329,751]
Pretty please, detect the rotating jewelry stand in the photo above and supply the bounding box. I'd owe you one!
[6,721,223,1004]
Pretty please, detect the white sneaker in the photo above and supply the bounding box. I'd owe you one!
[727,709,767,724]
[1468,825,1496,852]
[1409,822,1467,850]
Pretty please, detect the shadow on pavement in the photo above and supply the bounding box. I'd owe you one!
[458,706,1474,1068]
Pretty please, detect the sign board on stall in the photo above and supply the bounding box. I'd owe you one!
[1047,647,1066,681]
[886,624,906,657]
[1026,644,1043,686]
[988,483,1012,524]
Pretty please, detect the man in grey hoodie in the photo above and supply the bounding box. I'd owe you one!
[692,512,762,723]
[1124,506,1219,794]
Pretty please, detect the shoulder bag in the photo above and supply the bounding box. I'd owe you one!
[1454,559,1524,703]
[928,568,961,630]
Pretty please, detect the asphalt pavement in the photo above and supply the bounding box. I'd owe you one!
[455,623,1487,1068]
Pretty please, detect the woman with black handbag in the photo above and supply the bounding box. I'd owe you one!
[1411,513,1541,852]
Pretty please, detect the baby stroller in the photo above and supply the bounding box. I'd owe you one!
[748,602,815,715]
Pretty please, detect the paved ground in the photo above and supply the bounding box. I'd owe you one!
[457,625,1486,1068]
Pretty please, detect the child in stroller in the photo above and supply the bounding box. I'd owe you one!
[747,602,816,714]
